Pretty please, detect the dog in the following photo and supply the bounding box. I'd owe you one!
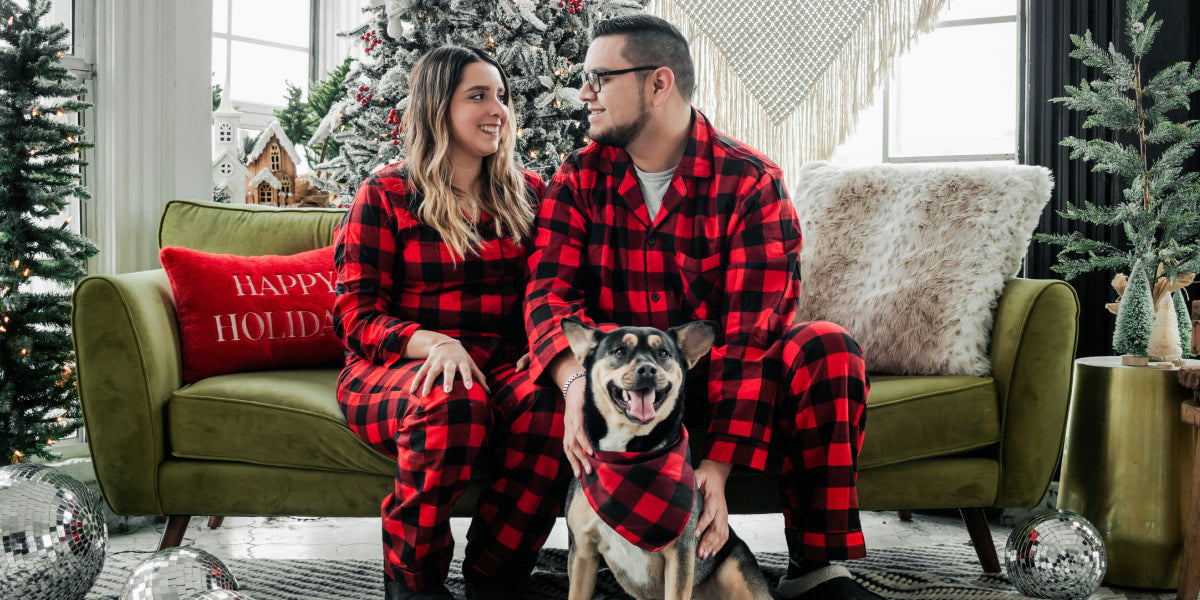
[560,317,774,600]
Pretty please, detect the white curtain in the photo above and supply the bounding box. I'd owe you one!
[313,0,374,81]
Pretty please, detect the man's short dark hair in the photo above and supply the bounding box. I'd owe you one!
[592,14,695,102]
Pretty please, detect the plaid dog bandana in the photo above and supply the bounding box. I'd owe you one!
[581,428,695,552]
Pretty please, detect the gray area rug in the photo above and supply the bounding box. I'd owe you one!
[85,544,1174,600]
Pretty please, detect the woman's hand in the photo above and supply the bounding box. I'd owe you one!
[410,339,490,396]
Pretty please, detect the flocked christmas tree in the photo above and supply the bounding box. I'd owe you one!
[1033,0,1200,357]
[0,0,98,461]
[1174,289,1192,357]
[309,0,646,203]
[1113,258,1155,356]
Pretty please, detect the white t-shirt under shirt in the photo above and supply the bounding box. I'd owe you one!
[634,164,677,221]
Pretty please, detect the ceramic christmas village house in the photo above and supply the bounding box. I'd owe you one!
[212,93,312,207]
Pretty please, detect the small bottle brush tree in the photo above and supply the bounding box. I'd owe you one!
[0,0,98,462]
[1034,0,1200,360]
[309,0,647,203]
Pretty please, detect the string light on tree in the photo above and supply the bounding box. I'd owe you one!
[0,0,97,463]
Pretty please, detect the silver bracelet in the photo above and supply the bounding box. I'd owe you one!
[561,370,587,399]
[429,339,460,352]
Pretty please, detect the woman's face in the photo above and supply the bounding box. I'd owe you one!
[448,61,508,163]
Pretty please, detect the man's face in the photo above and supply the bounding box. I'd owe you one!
[579,35,651,148]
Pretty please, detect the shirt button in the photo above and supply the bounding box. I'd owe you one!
[651,293,660,302]
[647,235,657,246]
[489,338,500,346]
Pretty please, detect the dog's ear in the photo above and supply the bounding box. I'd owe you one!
[561,317,601,363]
[668,320,719,369]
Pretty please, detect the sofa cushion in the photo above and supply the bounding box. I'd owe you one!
[167,370,999,483]
[857,375,1001,469]
[168,369,393,476]
[159,199,346,257]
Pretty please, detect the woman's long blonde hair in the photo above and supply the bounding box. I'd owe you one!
[403,46,534,261]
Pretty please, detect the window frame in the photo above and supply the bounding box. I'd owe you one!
[881,11,1021,164]
[212,0,313,129]
[53,0,97,456]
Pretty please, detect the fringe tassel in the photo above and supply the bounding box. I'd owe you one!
[648,0,948,194]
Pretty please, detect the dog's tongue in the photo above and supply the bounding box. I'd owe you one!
[624,389,656,421]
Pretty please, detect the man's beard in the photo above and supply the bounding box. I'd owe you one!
[591,99,650,148]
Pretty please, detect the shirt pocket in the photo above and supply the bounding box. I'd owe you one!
[674,252,724,319]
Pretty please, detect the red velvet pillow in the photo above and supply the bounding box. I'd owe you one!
[159,245,343,382]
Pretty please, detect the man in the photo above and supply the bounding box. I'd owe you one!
[524,14,878,600]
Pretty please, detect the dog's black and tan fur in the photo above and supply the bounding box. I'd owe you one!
[561,317,773,600]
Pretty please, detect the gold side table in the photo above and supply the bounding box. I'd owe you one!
[1058,356,1196,589]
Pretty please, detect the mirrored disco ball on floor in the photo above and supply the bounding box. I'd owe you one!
[120,546,239,600]
[0,463,109,600]
[181,590,257,600]
[1004,509,1107,599]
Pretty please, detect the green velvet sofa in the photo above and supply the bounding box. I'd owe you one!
[71,199,1080,572]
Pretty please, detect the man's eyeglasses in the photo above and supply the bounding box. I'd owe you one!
[581,66,660,94]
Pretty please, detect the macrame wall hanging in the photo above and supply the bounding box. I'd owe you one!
[647,0,949,192]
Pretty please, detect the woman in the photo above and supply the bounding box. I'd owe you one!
[333,46,567,600]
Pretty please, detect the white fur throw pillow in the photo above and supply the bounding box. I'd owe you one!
[791,161,1053,376]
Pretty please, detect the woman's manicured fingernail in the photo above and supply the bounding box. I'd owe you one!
[465,382,472,389]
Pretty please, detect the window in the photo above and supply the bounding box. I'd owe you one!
[832,0,1018,165]
[37,0,96,454]
[280,173,292,198]
[258,182,274,205]
[213,1,311,129]
[219,122,233,143]
[219,161,233,177]
[270,144,281,171]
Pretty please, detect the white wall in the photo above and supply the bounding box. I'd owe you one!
[88,0,212,275]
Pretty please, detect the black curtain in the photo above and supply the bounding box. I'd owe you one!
[1021,0,1200,359]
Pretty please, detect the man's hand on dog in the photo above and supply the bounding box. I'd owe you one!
[562,380,594,477]
[695,459,732,559]
[410,338,490,396]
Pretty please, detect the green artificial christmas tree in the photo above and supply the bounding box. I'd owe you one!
[275,81,314,164]
[274,58,354,172]
[0,0,98,462]
[1113,258,1155,356]
[1032,0,1200,357]
[309,0,647,203]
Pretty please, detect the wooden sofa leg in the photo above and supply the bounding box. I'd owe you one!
[159,515,191,550]
[960,508,1001,573]
[207,516,225,529]
[897,510,913,522]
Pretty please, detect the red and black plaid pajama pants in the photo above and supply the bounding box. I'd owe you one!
[688,319,869,562]
[338,347,569,591]
[773,320,869,561]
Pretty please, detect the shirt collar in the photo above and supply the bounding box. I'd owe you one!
[597,108,715,179]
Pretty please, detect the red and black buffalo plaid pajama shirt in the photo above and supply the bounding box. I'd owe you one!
[525,110,870,562]
[333,164,569,591]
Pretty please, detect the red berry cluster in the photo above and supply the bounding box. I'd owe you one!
[355,85,373,107]
[360,29,380,54]
[388,109,403,145]
[558,0,583,14]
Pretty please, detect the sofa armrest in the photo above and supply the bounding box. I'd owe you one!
[71,269,181,515]
[988,278,1080,508]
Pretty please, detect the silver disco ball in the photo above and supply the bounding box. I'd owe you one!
[120,546,239,600]
[181,591,257,600]
[0,463,109,600]
[1004,509,1107,599]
